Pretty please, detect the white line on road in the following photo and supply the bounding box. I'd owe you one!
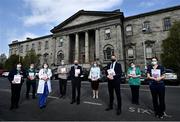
[83,101,103,106]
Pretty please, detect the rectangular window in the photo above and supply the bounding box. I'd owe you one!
[146,47,152,59]
[126,25,133,36]
[38,42,41,50]
[45,41,49,50]
[143,21,151,33]
[163,18,171,31]
[105,29,111,40]
[20,45,23,53]
[26,45,29,52]
[59,38,63,47]
[32,43,35,50]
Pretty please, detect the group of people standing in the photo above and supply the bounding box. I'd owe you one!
[7,55,166,118]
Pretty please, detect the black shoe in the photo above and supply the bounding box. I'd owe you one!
[9,106,14,110]
[15,105,19,109]
[70,101,75,104]
[116,109,121,115]
[77,101,80,105]
[105,107,113,111]
[59,95,63,99]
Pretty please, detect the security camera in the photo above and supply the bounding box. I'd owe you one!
[142,28,147,32]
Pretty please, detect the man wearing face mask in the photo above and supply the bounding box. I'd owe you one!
[8,63,26,110]
[105,55,122,115]
[26,63,36,99]
[57,60,69,98]
[147,57,166,119]
[69,60,82,105]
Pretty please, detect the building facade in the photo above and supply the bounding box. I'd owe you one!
[9,5,180,71]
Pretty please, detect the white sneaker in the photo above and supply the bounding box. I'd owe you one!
[93,95,95,99]
[96,95,98,99]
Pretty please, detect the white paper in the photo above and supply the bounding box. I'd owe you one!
[42,74,48,80]
[60,68,66,73]
[13,75,21,84]
[151,69,161,78]
[107,69,116,76]
[75,69,80,77]
[130,70,136,75]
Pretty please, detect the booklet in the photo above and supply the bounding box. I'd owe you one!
[60,68,66,73]
[107,69,116,76]
[75,69,80,77]
[13,75,21,84]
[151,69,161,78]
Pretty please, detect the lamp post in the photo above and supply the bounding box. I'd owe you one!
[142,28,147,71]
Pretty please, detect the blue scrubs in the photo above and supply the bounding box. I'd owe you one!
[38,82,49,108]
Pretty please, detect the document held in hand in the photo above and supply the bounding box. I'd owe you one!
[60,68,66,73]
[75,69,80,77]
[107,69,116,76]
[13,75,22,84]
[151,69,161,78]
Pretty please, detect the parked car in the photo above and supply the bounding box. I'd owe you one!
[164,69,179,85]
[2,71,9,77]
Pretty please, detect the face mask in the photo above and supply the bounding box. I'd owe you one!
[30,66,34,69]
[131,65,135,68]
[61,62,64,65]
[75,64,78,66]
[44,65,48,69]
[94,64,97,67]
[17,65,21,70]
[111,59,116,62]
[152,61,157,65]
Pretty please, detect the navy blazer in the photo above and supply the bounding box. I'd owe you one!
[106,62,122,82]
[8,68,27,84]
[69,65,83,79]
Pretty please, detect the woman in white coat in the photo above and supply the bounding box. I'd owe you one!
[37,63,52,109]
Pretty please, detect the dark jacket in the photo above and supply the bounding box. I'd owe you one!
[8,68,27,84]
[69,65,83,79]
[106,62,122,82]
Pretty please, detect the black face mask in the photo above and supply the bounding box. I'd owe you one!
[75,64,78,66]
[111,59,116,62]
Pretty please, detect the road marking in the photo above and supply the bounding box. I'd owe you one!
[83,101,103,106]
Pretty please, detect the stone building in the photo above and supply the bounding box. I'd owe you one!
[9,5,180,71]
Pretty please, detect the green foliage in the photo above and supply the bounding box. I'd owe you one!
[4,54,23,70]
[22,49,39,69]
[161,21,180,74]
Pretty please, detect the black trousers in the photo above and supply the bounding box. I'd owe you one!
[150,84,165,116]
[11,84,22,108]
[59,78,67,96]
[71,78,81,102]
[26,81,36,98]
[108,80,122,110]
[130,85,140,104]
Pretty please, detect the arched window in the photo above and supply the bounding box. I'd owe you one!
[57,51,64,65]
[127,48,134,59]
[103,45,114,60]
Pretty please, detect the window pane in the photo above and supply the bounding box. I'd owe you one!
[164,18,171,30]
[128,48,134,58]
[105,29,111,39]
[146,47,152,58]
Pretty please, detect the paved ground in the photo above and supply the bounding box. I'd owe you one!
[0,77,180,121]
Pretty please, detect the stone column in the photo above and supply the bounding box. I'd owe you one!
[75,33,79,61]
[85,31,89,63]
[95,29,100,59]
[65,35,70,64]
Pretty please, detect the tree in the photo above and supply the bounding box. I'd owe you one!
[22,49,39,69]
[4,54,23,70]
[161,21,180,75]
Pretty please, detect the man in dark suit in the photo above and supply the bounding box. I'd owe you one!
[8,63,27,110]
[69,60,83,105]
[105,55,122,115]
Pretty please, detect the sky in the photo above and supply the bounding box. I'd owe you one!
[0,0,180,57]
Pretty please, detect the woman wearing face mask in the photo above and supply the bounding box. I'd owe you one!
[37,63,52,109]
[127,62,141,105]
[8,63,26,110]
[88,61,101,99]
[147,57,166,119]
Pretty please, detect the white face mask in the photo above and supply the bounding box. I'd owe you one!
[30,66,34,69]
[94,64,97,67]
[131,65,135,68]
[44,65,48,69]
[17,65,21,70]
[152,61,157,65]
